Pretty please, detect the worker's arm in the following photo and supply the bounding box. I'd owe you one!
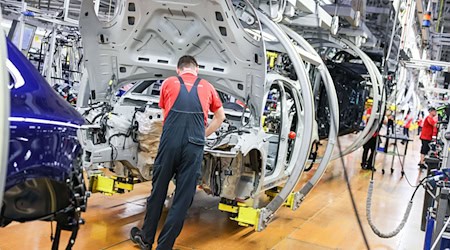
[206,107,225,137]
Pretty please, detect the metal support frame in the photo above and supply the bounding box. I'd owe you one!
[306,34,385,158]
[16,1,27,51]
[403,59,450,72]
[256,11,314,232]
[283,0,334,31]
[433,187,450,249]
[322,4,359,27]
[45,23,58,84]
[280,24,339,204]
[0,11,9,207]
[94,0,101,16]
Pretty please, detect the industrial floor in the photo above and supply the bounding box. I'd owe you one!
[0,133,428,250]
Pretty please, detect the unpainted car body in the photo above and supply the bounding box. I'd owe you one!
[77,0,316,214]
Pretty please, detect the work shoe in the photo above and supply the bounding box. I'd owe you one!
[364,165,376,171]
[130,227,151,250]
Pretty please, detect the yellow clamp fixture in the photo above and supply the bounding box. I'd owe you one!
[89,175,134,195]
[265,188,296,210]
[218,200,260,230]
[266,51,278,68]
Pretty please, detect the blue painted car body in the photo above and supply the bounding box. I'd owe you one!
[2,38,86,224]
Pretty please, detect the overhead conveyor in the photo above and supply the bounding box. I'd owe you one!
[304,34,386,158]
[279,24,339,201]
[254,10,314,231]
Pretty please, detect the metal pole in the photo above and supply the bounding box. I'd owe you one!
[46,24,58,84]
[94,0,101,16]
[432,187,450,249]
[0,11,10,208]
[64,0,71,21]
[17,1,27,52]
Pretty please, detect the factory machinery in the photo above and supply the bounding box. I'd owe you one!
[76,0,384,232]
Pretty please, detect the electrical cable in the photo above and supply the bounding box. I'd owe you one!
[316,1,369,248]
[366,177,426,238]
[336,134,371,248]
[362,0,429,239]
[393,143,425,188]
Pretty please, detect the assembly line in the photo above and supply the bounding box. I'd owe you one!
[1,0,450,249]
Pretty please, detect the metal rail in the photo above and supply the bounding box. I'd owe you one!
[256,11,314,231]
[280,25,339,200]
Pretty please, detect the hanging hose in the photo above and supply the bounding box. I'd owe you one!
[366,178,425,238]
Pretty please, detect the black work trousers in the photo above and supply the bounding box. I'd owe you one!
[362,136,377,168]
[141,76,205,250]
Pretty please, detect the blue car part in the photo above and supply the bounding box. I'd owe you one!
[1,38,88,249]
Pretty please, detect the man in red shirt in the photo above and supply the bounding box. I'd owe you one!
[419,107,438,169]
[130,55,225,250]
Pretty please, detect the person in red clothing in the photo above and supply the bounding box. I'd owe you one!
[403,111,413,137]
[419,107,438,169]
[417,115,423,135]
[401,110,413,144]
[361,107,386,170]
[432,115,439,137]
[130,55,225,250]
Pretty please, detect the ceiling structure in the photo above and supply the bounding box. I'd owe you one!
[1,0,394,49]
[0,1,447,89]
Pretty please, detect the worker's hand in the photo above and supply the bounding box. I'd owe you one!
[206,107,225,137]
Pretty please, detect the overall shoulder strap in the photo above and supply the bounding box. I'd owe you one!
[177,76,185,85]
[193,77,202,87]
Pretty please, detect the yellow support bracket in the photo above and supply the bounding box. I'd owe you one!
[89,175,134,195]
[266,51,278,68]
[218,201,260,230]
[265,188,296,210]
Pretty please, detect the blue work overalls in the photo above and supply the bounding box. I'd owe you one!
[141,76,205,250]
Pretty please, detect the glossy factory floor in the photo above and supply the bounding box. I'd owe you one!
[0,133,428,250]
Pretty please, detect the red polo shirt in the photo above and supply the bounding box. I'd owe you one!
[420,115,437,141]
[159,73,222,125]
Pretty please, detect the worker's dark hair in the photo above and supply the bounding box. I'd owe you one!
[429,107,436,112]
[177,55,198,70]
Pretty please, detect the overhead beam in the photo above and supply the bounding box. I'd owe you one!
[421,87,450,94]
[284,12,332,30]
[322,4,358,27]
[403,59,450,72]
[365,6,390,14]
